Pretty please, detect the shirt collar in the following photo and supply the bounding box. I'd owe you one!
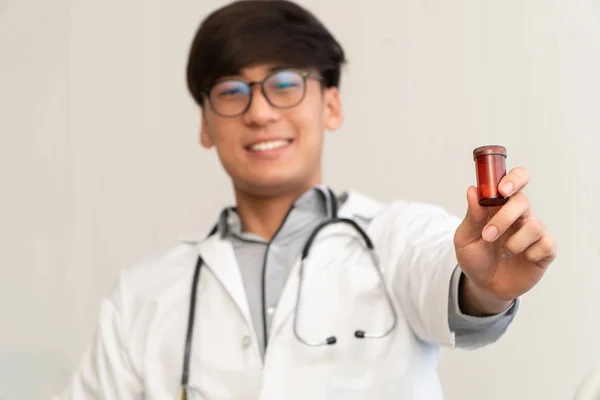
[217,185,334,239]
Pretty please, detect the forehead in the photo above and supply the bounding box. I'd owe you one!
[238,64,282,80]
[216,63,317,82]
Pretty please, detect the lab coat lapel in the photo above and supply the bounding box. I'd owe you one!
[197,234,253,331]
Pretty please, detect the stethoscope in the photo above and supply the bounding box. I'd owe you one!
[178,189,398,400]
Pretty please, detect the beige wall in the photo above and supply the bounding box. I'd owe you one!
[1,0,598,399]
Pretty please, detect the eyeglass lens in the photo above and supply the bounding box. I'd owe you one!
[209,70,306,117]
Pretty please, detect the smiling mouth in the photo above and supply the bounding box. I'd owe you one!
[246,139,293,152]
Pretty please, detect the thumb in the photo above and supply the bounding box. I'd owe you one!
[456,186,491,245]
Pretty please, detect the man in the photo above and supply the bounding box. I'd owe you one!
[55,1,557,399]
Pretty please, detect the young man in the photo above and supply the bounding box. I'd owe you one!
[56,1,557,399]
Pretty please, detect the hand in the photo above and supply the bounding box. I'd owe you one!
[453,167,557,315]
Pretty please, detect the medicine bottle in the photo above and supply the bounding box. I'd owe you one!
[473,145,508,206]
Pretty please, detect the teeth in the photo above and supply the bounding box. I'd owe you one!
[249,140,289,151]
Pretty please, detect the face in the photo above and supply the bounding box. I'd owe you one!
[200,64,343,197]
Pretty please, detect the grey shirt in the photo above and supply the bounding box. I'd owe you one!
[216,186,517,357]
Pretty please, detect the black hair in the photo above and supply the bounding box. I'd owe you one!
[186,0,346,107]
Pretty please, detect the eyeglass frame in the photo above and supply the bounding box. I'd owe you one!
[201,69,325,118]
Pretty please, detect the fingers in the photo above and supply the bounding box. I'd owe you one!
[504,219,545,256]
[482,192,532,242]
[498,167,531,197]
[457,186,491,244]
[465,186,488,224]
[524,234,558,266]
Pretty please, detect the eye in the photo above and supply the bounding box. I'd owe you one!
[213,81,249,98]
[268,71,303,91]
[274,80,300,89]
[222,87,244,96]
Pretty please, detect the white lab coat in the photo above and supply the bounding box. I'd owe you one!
[575,365,600,400]
[56,190,472,400]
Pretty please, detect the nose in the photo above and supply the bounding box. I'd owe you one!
[242,84,280,126]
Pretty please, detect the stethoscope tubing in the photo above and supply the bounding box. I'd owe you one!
[179,189,398,396]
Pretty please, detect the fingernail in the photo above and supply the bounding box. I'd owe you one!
[482,225,499,242]
[501,182,514,196]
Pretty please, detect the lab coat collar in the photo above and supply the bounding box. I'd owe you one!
[195,234,256,337]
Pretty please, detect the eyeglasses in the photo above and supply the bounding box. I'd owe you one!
[203,69,324,118]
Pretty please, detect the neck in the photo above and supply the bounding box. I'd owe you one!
[233,182,320,241]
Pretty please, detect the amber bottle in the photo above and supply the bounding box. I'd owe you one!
[473,145,508,206]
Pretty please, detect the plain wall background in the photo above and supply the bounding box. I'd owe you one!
[1,0,599,399]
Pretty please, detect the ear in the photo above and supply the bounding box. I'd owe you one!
[323,87,343,131]
[200,109,214,149]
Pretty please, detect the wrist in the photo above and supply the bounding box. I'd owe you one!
[459,274,514,317]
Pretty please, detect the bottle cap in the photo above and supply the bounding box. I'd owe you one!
[473,145,507,161]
